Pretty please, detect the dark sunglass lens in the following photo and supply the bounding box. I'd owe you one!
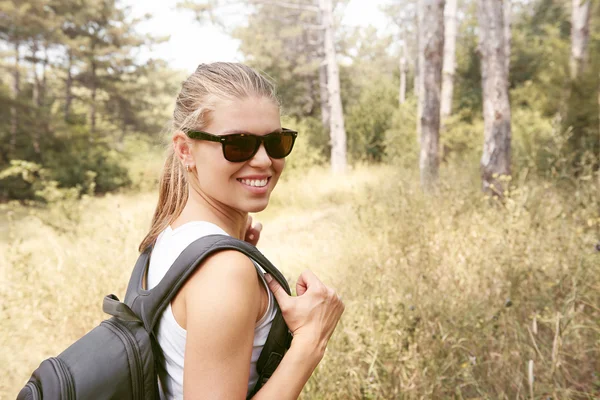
[223,135,258,161]
[265,133,294,158]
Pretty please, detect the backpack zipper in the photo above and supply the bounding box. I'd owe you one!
[48,357,75,399]
[103,319,144,400]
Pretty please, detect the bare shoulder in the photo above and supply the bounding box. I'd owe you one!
[186,250,259,289]
[181,250,263,310]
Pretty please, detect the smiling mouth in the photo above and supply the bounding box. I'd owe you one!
[236,177,271,188]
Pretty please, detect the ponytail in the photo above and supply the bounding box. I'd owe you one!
[138,148,188,252]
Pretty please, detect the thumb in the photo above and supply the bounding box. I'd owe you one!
[265,273,290,308]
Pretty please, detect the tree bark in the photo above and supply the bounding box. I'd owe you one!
[319,0,347,173]
[30,43,41,154]
[478,0,512,195]
[418,0,445,190]
[319,59,330,132]
[440,0,457,119]
[570,0,591,80]
[65,50,73,122]
[504,0,511,76]
[10,41,20,155]
[399,42,407,106]
[90,60,97,135]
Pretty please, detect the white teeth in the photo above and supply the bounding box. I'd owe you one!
[240,178,268,187]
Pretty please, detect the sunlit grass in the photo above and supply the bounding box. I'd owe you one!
[1,164,598,399]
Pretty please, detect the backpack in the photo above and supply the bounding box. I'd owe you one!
[17,234,293,400]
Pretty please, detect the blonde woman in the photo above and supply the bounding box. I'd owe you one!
[138,62,345,399]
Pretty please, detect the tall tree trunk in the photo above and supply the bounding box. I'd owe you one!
[418,0,445,190]
[10,41,20,155]
[478,0,512,195]
[319,61,330,133]
[504,0,511,75]
[570,0,590,80]
[440,0,457,119]
[562,0,591,159]
[319,0,347,173]
[415,11,422,139]
[399,42,407,106]
[65,50,73,122]
[30,44,41,154]
[90,60,97,136]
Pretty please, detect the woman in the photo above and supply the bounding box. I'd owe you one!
[138,62,345,399]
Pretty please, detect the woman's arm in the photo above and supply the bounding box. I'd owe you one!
[181,250,264,399]
[252,270,345,399]
[181,251,344,399]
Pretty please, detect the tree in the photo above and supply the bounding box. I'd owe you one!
[381,1,418,104]
[417,0,445,189]
[477,0,511,195]
[440,0,457,119]
[399,41,408,105]
[319,0,347,173]
[569,0,590,80]
[183,0,349,172]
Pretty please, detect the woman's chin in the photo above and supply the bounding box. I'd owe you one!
[243,198,270,213]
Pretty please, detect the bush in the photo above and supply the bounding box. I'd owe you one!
[281,115,326,173]
[42,134,131,194]
[345,78,397,162]
[383,97,419,167]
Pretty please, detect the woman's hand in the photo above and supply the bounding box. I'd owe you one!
[265,270,345,356]
[244,215,262,246]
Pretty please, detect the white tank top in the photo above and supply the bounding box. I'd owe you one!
[146,221,277,399]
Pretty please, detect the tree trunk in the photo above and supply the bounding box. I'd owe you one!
[440,0,457,119]
[399,42,407,106]
[415,10,422,139]
[570,0,590,80]
[504,0,511,76]
[65,50,73,122]
[319,0,347,173]
[418,0,445,190]
[319,61,330,132]
[478,0,512,195]
[10,41,20,155]
[90,60,97,135]
[30,44,41,154]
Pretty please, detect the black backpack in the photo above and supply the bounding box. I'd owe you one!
[17,234,293,400]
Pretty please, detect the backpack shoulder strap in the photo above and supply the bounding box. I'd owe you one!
[123,234,293,395]
[125,234,290,329]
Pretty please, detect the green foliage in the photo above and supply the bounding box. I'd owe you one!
[232,2,322,119]
[0,0,177,201]
[441,111,484,162]
[383,97,419,167]
[41,134,131,194]
[281,115,326,172]
[345,77,397,162]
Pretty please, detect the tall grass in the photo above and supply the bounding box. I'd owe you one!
[1,164,598,399]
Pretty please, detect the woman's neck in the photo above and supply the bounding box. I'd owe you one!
[171,189,247,240]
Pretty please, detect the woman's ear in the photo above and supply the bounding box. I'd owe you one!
[173,131,194,169]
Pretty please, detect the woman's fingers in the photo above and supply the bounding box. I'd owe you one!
[244,217,262,245]
[265,273,291,309]
[295,269,321,296]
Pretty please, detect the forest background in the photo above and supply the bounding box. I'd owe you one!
[0,0,599,398]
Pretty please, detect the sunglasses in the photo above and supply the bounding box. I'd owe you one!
[186,128,298,162]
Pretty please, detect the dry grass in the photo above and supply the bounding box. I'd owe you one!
[1,164,598,399]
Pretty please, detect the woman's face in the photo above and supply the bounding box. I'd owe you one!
[187,96,284,213]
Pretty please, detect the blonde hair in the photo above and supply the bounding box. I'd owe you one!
[138,62,279,252]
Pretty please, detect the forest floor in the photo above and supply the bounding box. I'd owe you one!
[1,164,598,399]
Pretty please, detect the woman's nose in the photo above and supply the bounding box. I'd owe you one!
[249,143,272,167]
